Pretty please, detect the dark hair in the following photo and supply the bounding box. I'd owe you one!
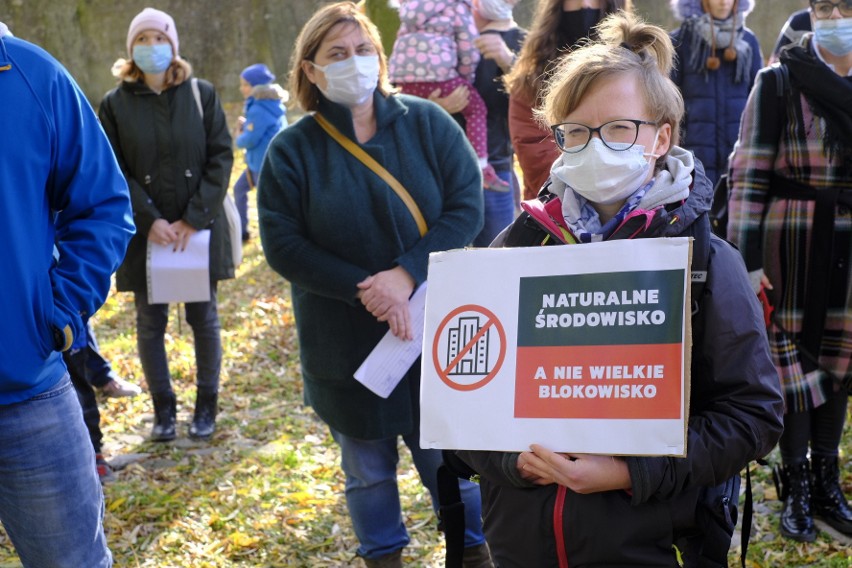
[504,0,632,104]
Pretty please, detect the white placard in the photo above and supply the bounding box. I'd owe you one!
[146,230,211,304]
[420,238,692,456]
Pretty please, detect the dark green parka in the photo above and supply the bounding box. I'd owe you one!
[98,77,234,293]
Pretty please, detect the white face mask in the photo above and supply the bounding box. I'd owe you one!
[550,135,660,205]
[312,54,380,107]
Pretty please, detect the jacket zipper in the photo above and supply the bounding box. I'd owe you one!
[554,484,569,568]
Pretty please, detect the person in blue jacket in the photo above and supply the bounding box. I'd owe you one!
[0,22,134,568]
[670,0,763,186]
[234,63,288,242]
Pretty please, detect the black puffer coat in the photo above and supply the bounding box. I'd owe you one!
[455,160,784,567]
[99,77,234,293]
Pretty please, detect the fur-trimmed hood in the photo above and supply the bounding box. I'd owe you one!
[670,0,754,21]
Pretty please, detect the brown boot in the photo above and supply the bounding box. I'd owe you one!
[463,542,494,568]
[363,549,403,568]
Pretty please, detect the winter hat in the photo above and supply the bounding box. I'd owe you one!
[670,0,754,21]
[241,63,275,87]
[476,0,518,21]
[126,8,179,57]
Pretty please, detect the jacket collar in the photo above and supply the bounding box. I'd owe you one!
[315,89,407,140]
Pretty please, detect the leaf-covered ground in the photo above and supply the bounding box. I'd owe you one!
[0,155,849,567]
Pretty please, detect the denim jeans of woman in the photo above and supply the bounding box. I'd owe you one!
[473,167,516,247]
[330,427,486,560]
[233,168,256,239]
[135,284,222,395]
[0,375,111,567]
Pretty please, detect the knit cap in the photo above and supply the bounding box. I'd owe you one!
[126,8,179,57]
[240,63,275,87]
[670,0,754,20]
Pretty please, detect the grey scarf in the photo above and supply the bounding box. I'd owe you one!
[684,13,752,83]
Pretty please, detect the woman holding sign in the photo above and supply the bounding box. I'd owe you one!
[453,12,784,567]
[257,3,490,566]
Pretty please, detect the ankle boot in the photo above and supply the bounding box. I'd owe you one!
[811,454,852,536]
[362,549,402,568]
[463,542,495,568]
[780,459,817,542]
[150,391,176,442]
[189,390,218,440]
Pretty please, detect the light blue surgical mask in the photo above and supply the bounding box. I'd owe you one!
[814,18,852,56]
[132,44,174,74]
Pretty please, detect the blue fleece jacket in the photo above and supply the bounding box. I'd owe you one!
[0,32,134,404]
[236,87,287,173]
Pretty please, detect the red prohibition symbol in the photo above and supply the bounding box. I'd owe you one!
[431,304,506,391]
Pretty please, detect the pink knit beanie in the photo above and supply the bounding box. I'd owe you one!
[126,8,179,57]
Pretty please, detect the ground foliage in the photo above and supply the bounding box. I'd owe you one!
[0,156,849,567]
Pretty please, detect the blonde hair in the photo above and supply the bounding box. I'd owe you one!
[111,56,192,88]
[503,0,632,104]
[289,1,395,112]
[537,11,683,156]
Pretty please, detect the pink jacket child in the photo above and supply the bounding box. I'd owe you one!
[389,0,508,191]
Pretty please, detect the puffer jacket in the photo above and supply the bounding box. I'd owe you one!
[236,84,287,173]
[98,77,234,292]
[455,157,784,567]
[670,0,763,186]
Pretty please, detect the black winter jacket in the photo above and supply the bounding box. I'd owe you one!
[455,161,784,567]
[99,77,234,293]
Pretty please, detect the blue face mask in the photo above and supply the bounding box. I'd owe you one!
[132,44,174,74]
[814,18,852,56]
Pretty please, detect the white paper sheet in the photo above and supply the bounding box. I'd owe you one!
[146,230,211,304]
[354,283,428,398]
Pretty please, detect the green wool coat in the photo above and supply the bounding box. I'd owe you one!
[99,77,235,293]
[258,92,484,439]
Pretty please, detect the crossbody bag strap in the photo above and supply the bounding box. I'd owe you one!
[314,112,428,237]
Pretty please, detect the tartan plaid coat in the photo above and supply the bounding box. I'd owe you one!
[727,36,851,413]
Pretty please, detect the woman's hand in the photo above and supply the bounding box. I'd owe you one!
[428,85,470,115]
[474,34,515,72]
[517,445,632,494]
[148,218,178,247]
[169,219,198,252]
[357,266,416,340]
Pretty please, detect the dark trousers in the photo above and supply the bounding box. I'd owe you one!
[64,346,102,453]
[134,284,222,396]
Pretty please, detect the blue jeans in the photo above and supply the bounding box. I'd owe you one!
[0,375,111,567]
[233,168,256,238]
[330,428,486,560]
[474,167,516,247]
[135,285,222,395]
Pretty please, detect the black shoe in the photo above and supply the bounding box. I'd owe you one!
[241,231,250,243]
[811,454,852,536]
[150,391,177,442]
[780,460,817,542]
[189,390,218,440]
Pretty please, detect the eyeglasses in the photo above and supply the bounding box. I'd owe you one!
[811,0,852,19]
[550,119,658,154]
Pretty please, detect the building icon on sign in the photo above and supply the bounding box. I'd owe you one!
[446,316,490,375]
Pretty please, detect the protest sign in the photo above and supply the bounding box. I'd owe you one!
[420,238,693,456]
